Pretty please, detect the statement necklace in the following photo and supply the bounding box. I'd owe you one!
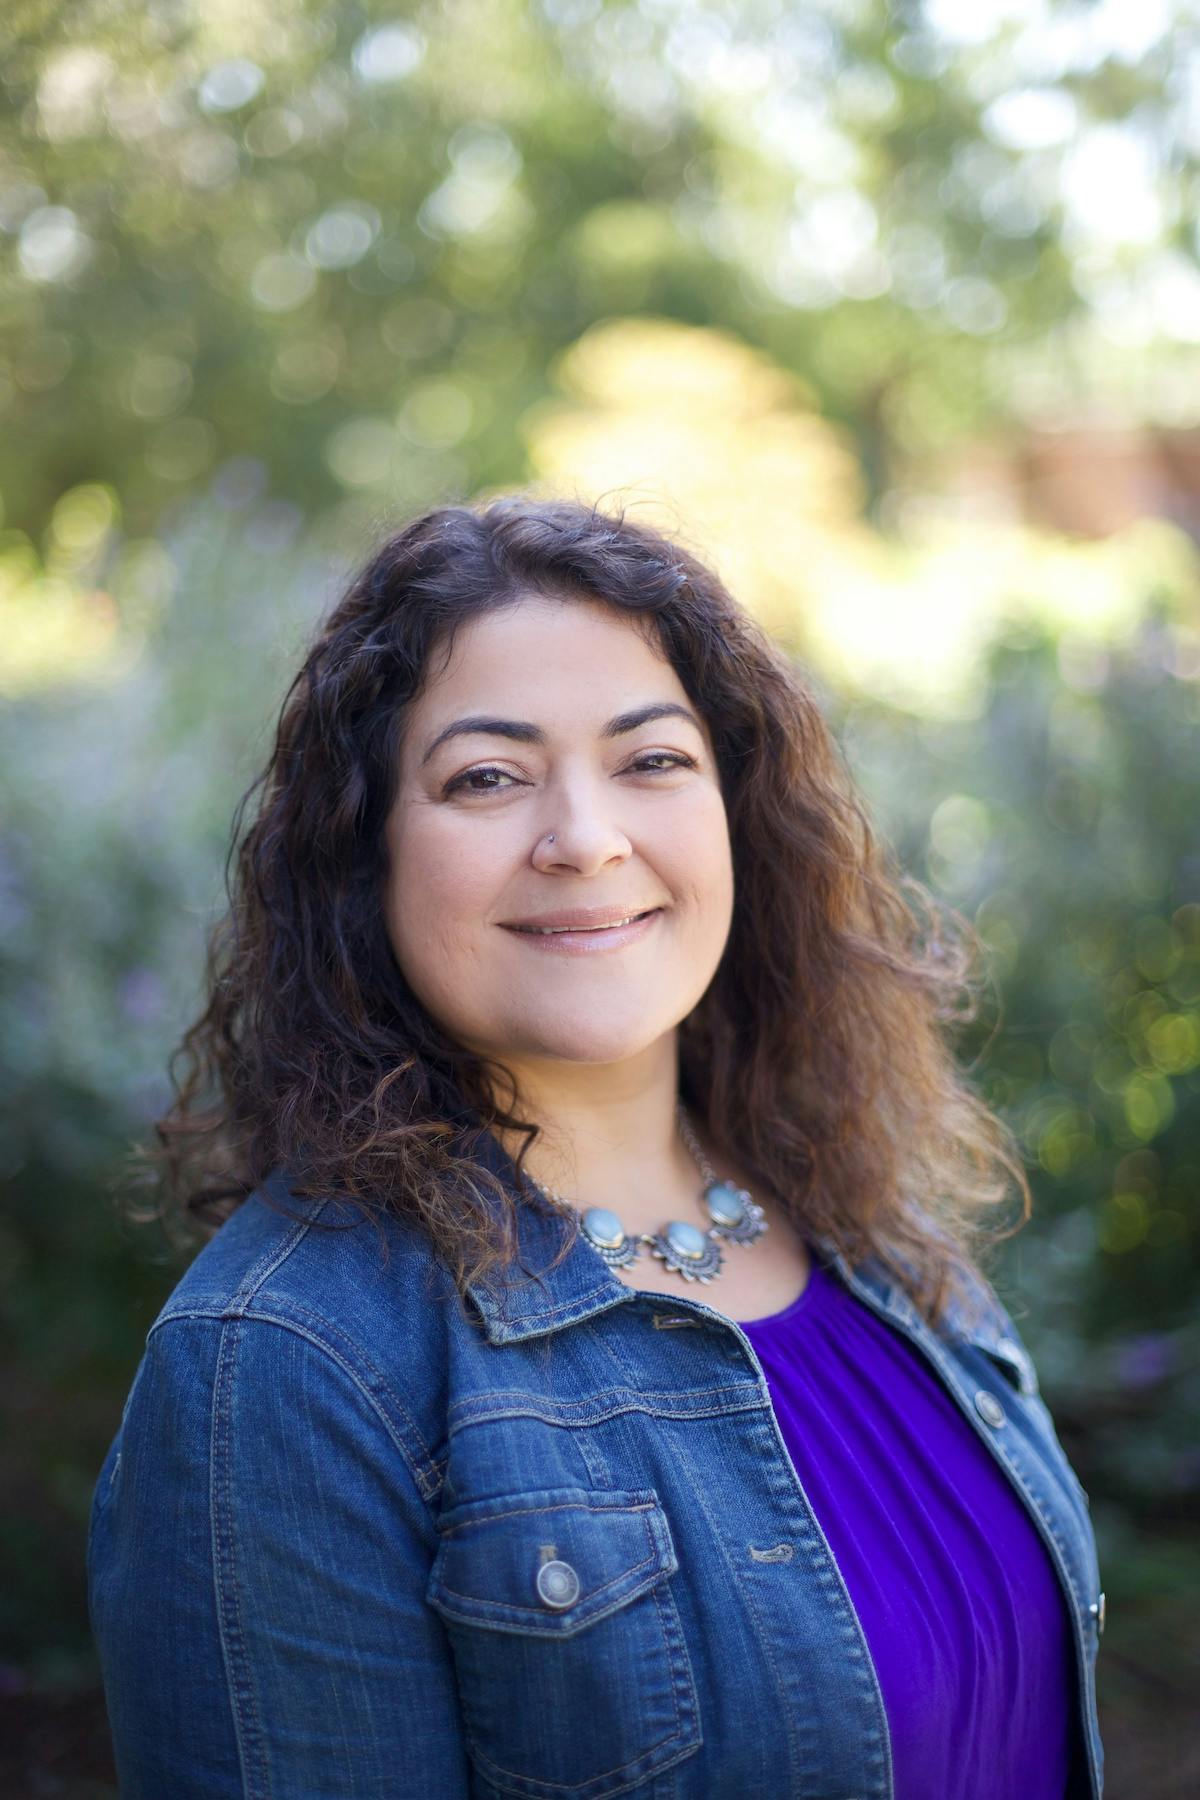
[525,1102,769,1284]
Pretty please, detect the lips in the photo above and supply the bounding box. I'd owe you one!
[501,906,662,935]
[497,908,665,955]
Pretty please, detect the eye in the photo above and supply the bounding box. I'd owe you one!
[442,764,524,797]
[626,752,698,775]
[441,751,697,799]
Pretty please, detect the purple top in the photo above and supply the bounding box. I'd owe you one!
[739,1253,1075,1799]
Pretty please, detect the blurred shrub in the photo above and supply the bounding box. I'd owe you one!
[832,598,1200,1732]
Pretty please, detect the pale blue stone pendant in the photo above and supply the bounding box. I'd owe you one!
[647,1218,725,1282]
[541,1101,770,1287]
[579,1206,640,1269]
[703,1180,768,1246]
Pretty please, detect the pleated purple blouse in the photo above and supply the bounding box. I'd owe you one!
[738,1252,1076,1800]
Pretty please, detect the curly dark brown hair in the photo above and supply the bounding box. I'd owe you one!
[126,491,1029,1328]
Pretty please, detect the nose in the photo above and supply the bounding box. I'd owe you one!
[530,772,633,877]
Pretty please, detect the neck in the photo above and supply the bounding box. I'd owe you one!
[488,1034,704,1225]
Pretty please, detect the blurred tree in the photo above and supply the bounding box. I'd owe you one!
[2,0,1199,559]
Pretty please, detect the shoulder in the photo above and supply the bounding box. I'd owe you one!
[155,1167,454,1332]
[143,1170,468,1488]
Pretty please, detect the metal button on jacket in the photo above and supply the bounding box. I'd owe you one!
[536,1559,581,1610]
[1090,1592,1106,1634]
[974,1389,1006,1428]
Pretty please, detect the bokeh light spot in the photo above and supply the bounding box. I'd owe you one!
[250,253,317,312]
[198,60,265,115]
[352,24,425,85]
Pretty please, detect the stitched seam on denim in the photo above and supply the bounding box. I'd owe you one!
[898,1332,1090,1618]
[567,1418,611,1490]
[450,1380,761,1414]
[154,1209,322,1334]
[235,1311,442,1507]
[922,1344,1088,1616]
[1016,1390,1091,1512]
[156,1192,361,1326]
[441,1497,656,1533]
[433,1607,475,1789]
[210,1319,271,1800]
[486,1285,630,1328]
[658,1550,702,1712]
[650,1559,701,1756]
[830,1280,1089,1592]
[670,1318,894,1796]
[650,1578,685,1750]
[987,1443,1102,1799]
[434,1541,658,1617]
[757,1437,891,1793]
[861,1278,1102,1794]
[513,1301,857,1787]
[665,1418,805,1792]
[464,1571,691,1794]
[868,1318,1101,1797]
[227,1207,326,1314]
[241,1298,441,1488]
[448,1393,768,1437]
[152,1304,443,1500]
[832,1252,1010,1354]
[989,1439,1086,1610]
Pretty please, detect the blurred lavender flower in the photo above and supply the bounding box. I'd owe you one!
[1113,1332,1175,1391]
[117,966,167,1024]
[1171,1446,1200,1492]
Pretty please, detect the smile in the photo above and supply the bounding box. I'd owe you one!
[499,908,664,953]
[509,910,657,935]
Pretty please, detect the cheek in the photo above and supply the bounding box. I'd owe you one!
[665,794,734,922]
[385,807,495,973]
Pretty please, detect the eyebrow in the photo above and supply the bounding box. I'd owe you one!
[419,702,704,767]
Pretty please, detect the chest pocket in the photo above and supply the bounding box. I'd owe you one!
[426,1485,702,1799]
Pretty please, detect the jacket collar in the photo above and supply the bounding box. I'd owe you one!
[460,1124,1012,1359]
[461,1123,637,1344]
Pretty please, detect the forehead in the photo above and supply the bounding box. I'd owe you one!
[415,595,685,710]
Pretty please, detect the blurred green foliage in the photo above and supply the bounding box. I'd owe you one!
[3,0,1199,554]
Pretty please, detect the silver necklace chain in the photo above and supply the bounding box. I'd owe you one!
[524,1101,769,1285]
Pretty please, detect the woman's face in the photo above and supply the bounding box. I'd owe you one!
[384,593,734,1070]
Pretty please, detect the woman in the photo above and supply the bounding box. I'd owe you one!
[88,494,1104,1799]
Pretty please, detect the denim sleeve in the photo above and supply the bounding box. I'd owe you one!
[87,1314,470,1800]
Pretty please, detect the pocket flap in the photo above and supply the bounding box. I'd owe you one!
[426,1486,678,1638]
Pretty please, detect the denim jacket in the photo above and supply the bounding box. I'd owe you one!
[88,1142,1104,1800]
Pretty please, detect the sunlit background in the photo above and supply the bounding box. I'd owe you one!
[2,1,1198,1792]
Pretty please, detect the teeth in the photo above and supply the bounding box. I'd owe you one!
[521,912,648,934]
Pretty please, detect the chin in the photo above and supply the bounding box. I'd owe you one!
[505,1017,673,1067]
